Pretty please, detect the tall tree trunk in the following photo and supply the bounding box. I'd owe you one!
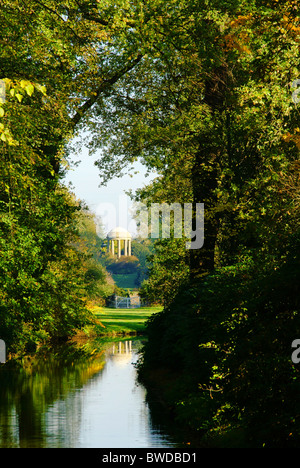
[189,66,228,280]
[189,144,219,280]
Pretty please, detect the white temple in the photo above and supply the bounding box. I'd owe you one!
[107,226,132,258]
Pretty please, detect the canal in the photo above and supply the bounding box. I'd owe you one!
[0,339,183,448]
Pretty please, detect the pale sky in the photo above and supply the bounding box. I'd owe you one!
[62,142,154,237]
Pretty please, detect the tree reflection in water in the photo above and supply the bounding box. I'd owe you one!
[0,341,106,448]
[0,339,179,448]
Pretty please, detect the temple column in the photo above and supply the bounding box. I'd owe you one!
[111,240,114,256]
[124,239,128,256]
[118,239,121,258]
[128,239,131,256]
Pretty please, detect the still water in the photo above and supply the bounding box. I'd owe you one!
[0,339,181,448]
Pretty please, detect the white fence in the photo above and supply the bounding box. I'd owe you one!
[111,296,141,309]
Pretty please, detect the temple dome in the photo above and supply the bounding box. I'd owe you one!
[107,226,132,240]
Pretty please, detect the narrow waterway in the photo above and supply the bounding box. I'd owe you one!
[0,339,181,448]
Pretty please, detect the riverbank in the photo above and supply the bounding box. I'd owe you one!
[136,242,300,448]
[137,364,249,448]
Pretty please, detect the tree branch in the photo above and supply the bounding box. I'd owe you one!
[71,54,143,127]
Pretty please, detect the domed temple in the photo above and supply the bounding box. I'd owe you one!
[107,226,132,258]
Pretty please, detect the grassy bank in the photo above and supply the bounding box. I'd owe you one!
[90,306,163,336]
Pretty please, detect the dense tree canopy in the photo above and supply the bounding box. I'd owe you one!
[0,0,151,352]
[129,0,300,447]
[91,0,299,275]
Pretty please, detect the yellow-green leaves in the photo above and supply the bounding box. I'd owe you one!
[35,83,47,96]
[2,78,47,102]
[0,78,47,145]
[0,122,18,146]
[20,80,34,96]
[8,79,35,100]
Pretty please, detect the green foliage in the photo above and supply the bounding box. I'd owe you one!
[106,256,139,274]
[0,183,93,353]
[140,232,300,446]
[1,0,299,447]
[75,208,108,301]
[129,0,300,446]
[111,273,139,290]
[140,238,190,306]
[131,239,153,284]
[0,0,151,354]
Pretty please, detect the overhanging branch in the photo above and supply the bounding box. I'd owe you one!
[71,54,143,127]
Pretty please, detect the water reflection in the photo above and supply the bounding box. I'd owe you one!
[0,340,178,448]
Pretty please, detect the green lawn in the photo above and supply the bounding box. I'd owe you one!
[93,306,163,336]
[111,273,138,289]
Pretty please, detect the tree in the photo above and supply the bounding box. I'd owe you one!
[90,0,299,279]
[0,0,160,352]
[140,238,189,307]
[114,0,300,446]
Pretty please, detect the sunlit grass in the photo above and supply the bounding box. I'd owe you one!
[92,306,163,336]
